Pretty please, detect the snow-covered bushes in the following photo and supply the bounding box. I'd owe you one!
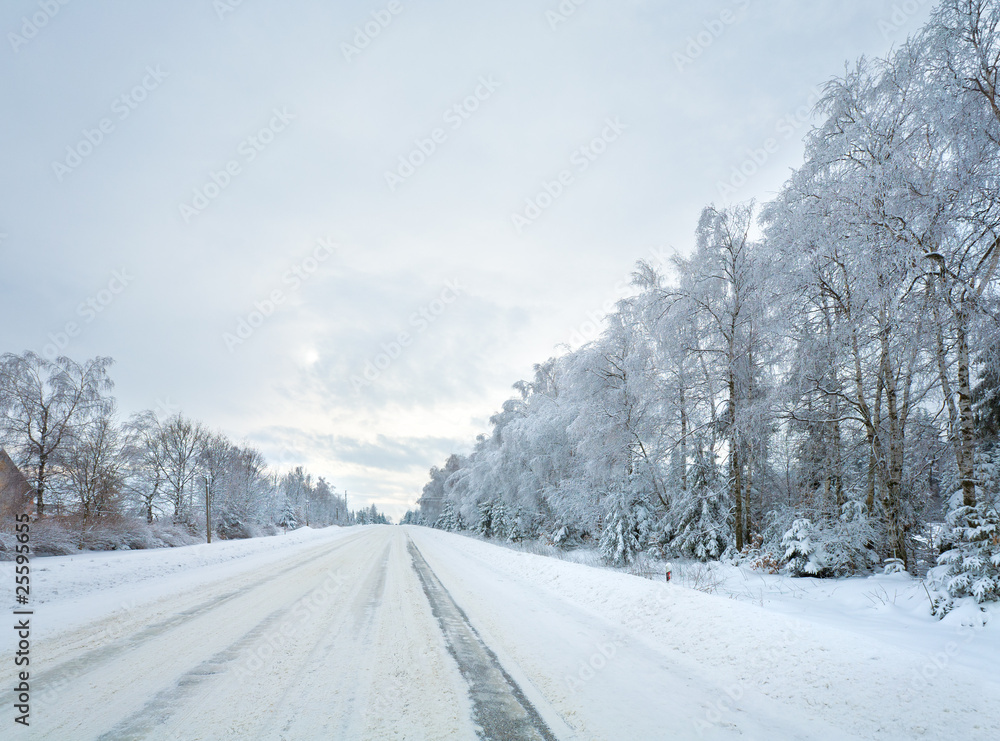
[781,502,879,577]
[549,524,586,549]
[0,516,210,560]
[26,519,79,556]
[734,533,781,573]
[782,518,824,576]
[930,449,1000,611]
[935,500,1000,603]
[434,501,465,532]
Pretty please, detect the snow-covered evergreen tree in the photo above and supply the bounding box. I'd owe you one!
[400,510,423,525]
[434,501,463,531]
[935,449,1000,606]
[503,505,525,542]
[821,500,879,575]
[782,518,823,576]
[277,500,298,531]
[599,490,642,566]
[490,499,511,541]
[667,451,729,561]
[476,498,495,538]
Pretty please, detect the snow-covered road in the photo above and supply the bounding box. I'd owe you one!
[4,525,999,740]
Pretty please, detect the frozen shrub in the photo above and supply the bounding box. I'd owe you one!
[30,520,78,556]
[782,502,879,577]
[783,518,823,576]
[931,449,1000,609]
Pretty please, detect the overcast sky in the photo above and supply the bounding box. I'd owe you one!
[0,0,934,519]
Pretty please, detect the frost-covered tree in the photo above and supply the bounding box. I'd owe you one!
[935,449,1000,605]
[599,490,643,565]
[400,509,423,525]
[62,403,135,521]
[490,499,511,541]
[434,501,463,531]
[278,500,299,530]
[410,2,1000,583]
[667,450,729,561]
[0,352,114,515]
[476,498,495,538]
[783,519,822,576]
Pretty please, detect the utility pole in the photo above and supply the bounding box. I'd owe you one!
[205,480,212,544]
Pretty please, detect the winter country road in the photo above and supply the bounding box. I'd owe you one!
[3,526,998,740]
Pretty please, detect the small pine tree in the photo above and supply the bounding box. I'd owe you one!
[937,502,1000,603]
[277,501,298,531]
[599,490,642,566]
[435,501,459,531]
[476,499,495,538]
[935,449,1000,606]
[782,518,824,576]
[668,450,729,561]
[822,500,879,575]
[490,499,511,541]
[505,508,524,542]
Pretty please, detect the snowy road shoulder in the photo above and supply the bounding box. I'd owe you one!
[408,526,1000,741]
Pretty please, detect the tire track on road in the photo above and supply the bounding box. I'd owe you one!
[94,607,289,741]
[103,537,392,741]
[250,537,391,740]
[7,530,367,711]
[18,530,371,739]
[407,537,557,741]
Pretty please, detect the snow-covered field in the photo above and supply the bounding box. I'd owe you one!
[2,525,998,739]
